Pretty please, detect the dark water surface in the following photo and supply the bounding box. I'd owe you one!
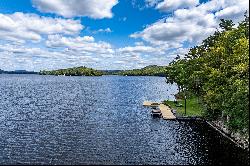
[0,75,248,165]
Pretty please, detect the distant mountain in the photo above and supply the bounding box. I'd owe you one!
[100,70,123,75]
[115,65,167,76]
[0,69,38,74]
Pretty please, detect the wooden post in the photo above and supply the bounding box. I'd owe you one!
[184,95,187,115]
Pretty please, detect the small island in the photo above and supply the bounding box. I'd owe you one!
[39,66,103,76]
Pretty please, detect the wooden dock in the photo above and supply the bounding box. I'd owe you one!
[143,101,159,106]
[143,101,176,120]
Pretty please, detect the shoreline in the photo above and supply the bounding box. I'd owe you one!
[166,103,249,151]
[206,120,249,150]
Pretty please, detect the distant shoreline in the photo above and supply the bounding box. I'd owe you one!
[38,65,167,77]
[0,73,165,77]
[0,71,38,74]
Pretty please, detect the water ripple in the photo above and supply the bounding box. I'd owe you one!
[0,75,248,165]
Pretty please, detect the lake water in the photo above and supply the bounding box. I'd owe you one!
[0,74,248,165]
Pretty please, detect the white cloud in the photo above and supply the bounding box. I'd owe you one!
[0,37,177,71]
[215,2,249,21]
[0,42,111,71]
[135,42,144,46]
[32,0,118,19]
[132,0,249,46]
[85,27,113,34]
[112,42,181,69]
[2,0,248,71]
[81,36,95,42]
[0,12,83,43]
[46,35,114,54]
[0,43,65,71]
[118,17,127,21]
[117,45,165,55]
[131,11,217,45]
[156,0,199,11]
[145,0,162,8]
[100,28,112,33]
[95,28,112,34]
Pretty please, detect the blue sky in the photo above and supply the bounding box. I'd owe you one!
[0,0,163,47]
[0,0,248,71]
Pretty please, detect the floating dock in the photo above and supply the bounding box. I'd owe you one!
[143,101,176,120]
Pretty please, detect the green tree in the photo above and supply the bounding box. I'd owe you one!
[165,15,249,134]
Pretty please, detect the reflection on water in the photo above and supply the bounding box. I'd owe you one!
[0,75,248,165]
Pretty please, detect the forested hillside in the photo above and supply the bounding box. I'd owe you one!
[117,65,167,76]
[165,13,249,135]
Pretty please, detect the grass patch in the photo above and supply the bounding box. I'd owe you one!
[163,96,205,117]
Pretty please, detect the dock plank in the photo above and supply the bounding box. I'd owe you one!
[159,104,176,120]
[143,101,159,106]
[143,101,153,106]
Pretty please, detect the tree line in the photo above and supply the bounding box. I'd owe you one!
[165,13,249,134]
[39,66,103,76]
[39,65,168,77]
[116,65,168,76]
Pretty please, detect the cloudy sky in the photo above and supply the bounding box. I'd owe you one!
[0,0,248,71]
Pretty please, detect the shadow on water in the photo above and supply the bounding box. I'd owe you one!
[0,74,248,165]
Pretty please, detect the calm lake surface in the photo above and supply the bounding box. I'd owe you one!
[0,74,248,165]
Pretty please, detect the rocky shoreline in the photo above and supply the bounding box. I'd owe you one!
[166,102,249,150]
[207,120,249,150]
